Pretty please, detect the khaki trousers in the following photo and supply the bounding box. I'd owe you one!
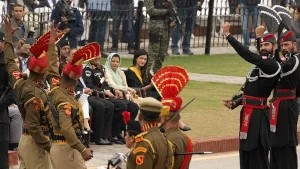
[18,135,53,169]
[50,143,86,169]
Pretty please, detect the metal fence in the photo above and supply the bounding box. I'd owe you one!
[0,0,299,53]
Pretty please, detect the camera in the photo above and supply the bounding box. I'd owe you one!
[56,0,76,21]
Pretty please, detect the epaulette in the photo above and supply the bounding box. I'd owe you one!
[135,131,147,143]
[49,86,60,94]
[24,97,45,111]
[57,102,75,110]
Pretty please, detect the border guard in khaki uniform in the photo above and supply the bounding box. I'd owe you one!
[46,23,99,169]
[127,97,174,169]
[152,65,193,169]
[3,16,53,169]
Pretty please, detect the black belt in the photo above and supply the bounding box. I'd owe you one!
[53,133,82,141]
[242,97,267,106]
[276,89,296,98]
[150,16,166,20]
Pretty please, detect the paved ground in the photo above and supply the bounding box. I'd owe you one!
[86,146,300,169]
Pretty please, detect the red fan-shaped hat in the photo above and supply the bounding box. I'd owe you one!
[63,43,100,80]
[161,96,183,112]
[152,66,189,113]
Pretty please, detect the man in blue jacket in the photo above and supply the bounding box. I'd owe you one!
[51,0,84,49]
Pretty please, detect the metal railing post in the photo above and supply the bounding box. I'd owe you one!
[205,0,214,55]
[135,0,144,50]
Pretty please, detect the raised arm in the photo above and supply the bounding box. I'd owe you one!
[3,17,22,86]
[223,22,280,74]
[47,22,64,89]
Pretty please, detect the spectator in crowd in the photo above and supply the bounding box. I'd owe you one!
[88,0,110,57]
[121,0,145,50]
[16,43,31,73]
[0,4,28,47]
[239,0,260,49]
[51,0,84,48]
[110,0,135,54]
[104,53,138,100]
[82,55,139,144]
[57,40,70,73]
[292,6,300,51]
[75,75,114,145]
[171,0,198,55]
[125,49,160,100]
[23,0,51,12]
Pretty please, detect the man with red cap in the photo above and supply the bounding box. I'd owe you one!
[269,30,300,169]
[46,22,98,168]
[3,16,53,169]
[222,22,281,169]
[151,65,192,169]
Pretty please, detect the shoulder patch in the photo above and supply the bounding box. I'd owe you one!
[57,102,73,116]
[64,103,72,116]
[85,70,92,77]
[133,147,147,154]
[12,71,22,80]
[136,155,144,165]
[32,98,42,111]
[135,135,144,143]
[51,77,60,86]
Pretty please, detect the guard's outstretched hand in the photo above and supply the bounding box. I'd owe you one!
[255,26,265,38]
[2,16,19,35]
[49,21,64,42]
[223,99,233,109]
[222,22,231,37]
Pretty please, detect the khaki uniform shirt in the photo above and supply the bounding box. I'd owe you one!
[164,128,192,169]
[127,125,174,169]
[4,34,51,152]
[46,42,86,153]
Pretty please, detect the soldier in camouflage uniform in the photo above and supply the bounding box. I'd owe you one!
[3,16,53,169]
[46,23,98,168]
[144,0,175,74]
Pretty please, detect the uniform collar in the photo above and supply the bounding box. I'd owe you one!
[59,86,75,96]
[141,122,158,132]
[164,127,181,137]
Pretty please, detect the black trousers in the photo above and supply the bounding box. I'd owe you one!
[270,145,298,169]
[239,141,270,169]
[88,96,114,141]
[108,98,139,136]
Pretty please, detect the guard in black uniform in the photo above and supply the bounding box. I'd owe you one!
[82,56,139,144]
[269,31,300,169]
[222,23,281,169]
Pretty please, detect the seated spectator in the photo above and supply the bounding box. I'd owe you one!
[125,49,160,100]
[8,104,23,150]
[82,55,139,144]
[51,0,84,48]
[75,75,114,145]
[104,53,139,101]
